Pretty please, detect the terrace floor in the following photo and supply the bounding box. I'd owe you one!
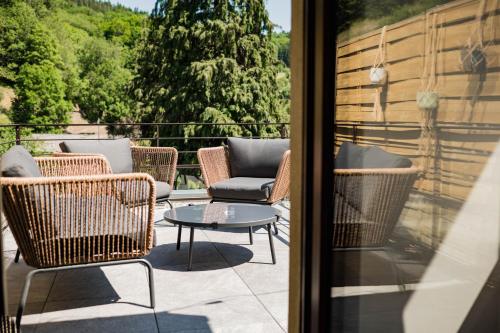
[3,197,291,333]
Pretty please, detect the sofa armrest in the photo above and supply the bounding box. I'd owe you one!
[197,147,231,193]
[131,146,178,186]
[268,150,291,204]
[36,155,112,177]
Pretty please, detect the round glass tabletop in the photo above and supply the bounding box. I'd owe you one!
[163,203,281,228]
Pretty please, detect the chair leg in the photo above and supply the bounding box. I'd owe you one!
[139,259,155,308]
[14,249,21,263]
[16,259,156,330]
[273,222,279,235]
[166,200,173,210]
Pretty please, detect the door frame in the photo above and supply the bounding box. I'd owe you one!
[289,0,336,331]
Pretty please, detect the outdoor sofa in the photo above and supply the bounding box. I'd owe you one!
[55,138,178,208]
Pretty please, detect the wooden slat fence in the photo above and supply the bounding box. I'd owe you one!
[335,0,500,250]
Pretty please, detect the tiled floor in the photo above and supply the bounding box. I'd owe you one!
[3,201,291,333]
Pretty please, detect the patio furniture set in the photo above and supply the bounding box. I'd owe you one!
[0,137,417,329]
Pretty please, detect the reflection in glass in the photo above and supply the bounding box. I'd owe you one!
[333,0,500,331]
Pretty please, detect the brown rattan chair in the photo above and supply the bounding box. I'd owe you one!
[333,167,419,290]
[1,155,156,330]
[197,147,291,205]
[55,139,178,208]
[198,138,290,237]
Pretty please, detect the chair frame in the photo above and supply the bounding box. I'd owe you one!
[1,156,157,330]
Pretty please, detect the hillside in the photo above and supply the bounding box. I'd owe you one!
[0,0,147,130]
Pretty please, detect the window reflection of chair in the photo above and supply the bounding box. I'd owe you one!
[334,143,419,290]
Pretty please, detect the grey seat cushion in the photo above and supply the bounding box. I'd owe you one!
[120,181,170,202]
[155,181,171,200]
[336,142,412,169]
[210,177,275,201]
[60,138,133,174]
[228,138,289,178]
[1,145,42,177]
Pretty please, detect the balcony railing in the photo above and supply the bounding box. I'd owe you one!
[0,122,290,190]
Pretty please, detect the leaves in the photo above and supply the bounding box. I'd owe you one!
[133,0,289,166]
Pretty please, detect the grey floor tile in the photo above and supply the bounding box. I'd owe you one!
[153,261,252,311]
[33,299,157,333]
[5,258,55,305]
[8,302,44,332]
[218,245,289,294]
[156,295,284,333]
[47,263,150,304]
[256,291,288,331]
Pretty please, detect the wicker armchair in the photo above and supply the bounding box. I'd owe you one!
[197,146,291,205]
[55,139,178,208]
[1,154,156,330]
[333,167,418,248]
[333,142,419,290]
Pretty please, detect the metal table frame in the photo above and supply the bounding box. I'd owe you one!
[164,204,280,271]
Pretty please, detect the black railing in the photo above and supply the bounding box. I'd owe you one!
[0,122,290,189]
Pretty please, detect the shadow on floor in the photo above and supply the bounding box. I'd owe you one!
[149,242,254,271]
[23,312,211,333]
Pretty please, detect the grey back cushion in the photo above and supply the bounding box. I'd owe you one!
[336,142,411,169]
[1,145,42,177]
[228,138,290,178]
[60,138,133,174]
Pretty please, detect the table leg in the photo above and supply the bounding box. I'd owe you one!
[188,227,195,271]
[176,225,182,250]
[249,226,253,245]
[267,223,276,264]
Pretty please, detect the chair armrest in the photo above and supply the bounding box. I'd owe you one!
[268,150,291,204]
[1,173,156,268]
[36,155,112,177]
[197,147,231,192]
[130,146,178,186]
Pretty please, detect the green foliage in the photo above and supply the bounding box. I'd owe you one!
[0,0,146,130]
[12,61,72,131]
[76,39,138,126]
[272,32,290,67]
[133,0,288,165]
[337,0,451,37]
[0,2,61,83]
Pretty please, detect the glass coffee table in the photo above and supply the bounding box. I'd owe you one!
[164,203,281,271]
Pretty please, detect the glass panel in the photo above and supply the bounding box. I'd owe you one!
[333,0,500,332]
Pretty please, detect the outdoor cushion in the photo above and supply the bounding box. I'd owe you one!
[60,138,133,174]
[0,145,42,177]
[155,181,171,200]
[335,142,368,169]
[210,177,275,201]
[228,138,289,178]
[360,146,412,168]
[336,142,411,169]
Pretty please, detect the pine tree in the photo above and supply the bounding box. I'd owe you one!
[132,0,289,163]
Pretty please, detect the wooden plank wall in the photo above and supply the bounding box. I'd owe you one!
[335,0,500,250]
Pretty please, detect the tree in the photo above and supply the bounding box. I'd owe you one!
[0,2,61,83]
[76,39,138,127]
[132,0,288,164]
[272,32,290,67]
[12,61,72,131]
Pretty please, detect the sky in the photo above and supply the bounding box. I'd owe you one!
[110,0,291,31]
